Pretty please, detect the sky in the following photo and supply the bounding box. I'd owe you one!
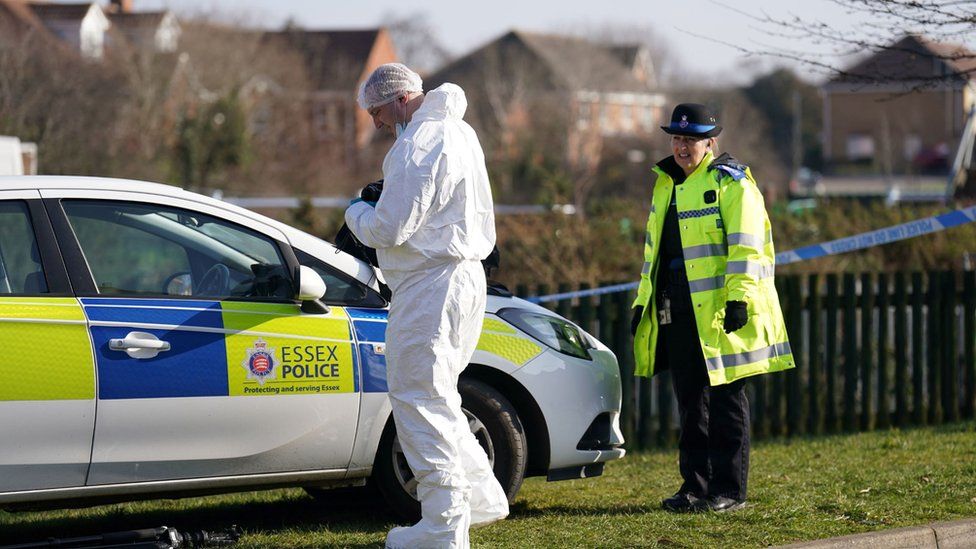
[123,0,965,84]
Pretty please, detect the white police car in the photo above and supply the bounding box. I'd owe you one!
[0,176,624,518]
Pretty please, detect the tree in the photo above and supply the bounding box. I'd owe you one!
[173,91,248,191]
[715,0,976,86]
[380,12,451,75]
[742,68,823,170]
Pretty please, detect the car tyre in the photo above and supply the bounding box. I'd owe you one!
[373,377,528,521]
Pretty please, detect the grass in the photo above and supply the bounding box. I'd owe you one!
[2,422,975,548]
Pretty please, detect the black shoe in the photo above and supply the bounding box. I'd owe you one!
[661,492,701,513]
[699,495,746,512]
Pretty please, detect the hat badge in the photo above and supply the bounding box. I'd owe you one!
[678,114,689,129]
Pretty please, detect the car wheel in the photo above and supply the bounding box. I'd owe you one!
[373,377,528,521]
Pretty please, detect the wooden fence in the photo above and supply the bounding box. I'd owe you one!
[516,270,976,450]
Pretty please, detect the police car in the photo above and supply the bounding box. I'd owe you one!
[0,176,625,518]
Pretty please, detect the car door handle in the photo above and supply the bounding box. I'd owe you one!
[109,331,171,359]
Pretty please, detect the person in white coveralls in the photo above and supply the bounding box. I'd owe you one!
[344,63,509,548]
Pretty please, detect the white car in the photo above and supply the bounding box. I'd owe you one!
[0,176,625,518]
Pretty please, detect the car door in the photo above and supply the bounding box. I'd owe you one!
[0,191,96,492]
[42,191,361,485]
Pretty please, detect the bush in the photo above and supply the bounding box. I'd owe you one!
[488,199,976,289]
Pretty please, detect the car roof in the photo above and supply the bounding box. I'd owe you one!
[1,175,300,238]
[0,175,382,289]
[2,175,230,204]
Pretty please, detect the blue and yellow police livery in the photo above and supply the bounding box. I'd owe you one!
[0,176,624,517]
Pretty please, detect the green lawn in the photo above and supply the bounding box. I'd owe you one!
[3,422,975,548]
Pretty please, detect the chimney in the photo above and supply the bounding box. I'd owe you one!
[109,0,133,13]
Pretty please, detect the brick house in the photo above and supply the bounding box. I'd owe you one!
[424,30,666,203]
[822,34,976,179]
[8,1,110,59]
[262,28,398,171]
[0,1,180,58]
[105,0,180,53]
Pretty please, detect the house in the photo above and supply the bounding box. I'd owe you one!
[263,28,398,166]
[424,30,666,203]
[821,34,976,197]
[0,1,180,59]
[105,0,180,53]
[18,2,110,59]
[428,30,664,139]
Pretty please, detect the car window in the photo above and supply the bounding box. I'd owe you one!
[294,248,387,308]
[63,200,295,300]
[0,201,47,295]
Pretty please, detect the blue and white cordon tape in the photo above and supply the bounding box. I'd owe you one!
[526,205,976,304]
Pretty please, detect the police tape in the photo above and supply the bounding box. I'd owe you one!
[775,204,976,265]
[525,204,976,304]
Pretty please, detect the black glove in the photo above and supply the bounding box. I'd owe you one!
[631,305,644,336]
[723,301,748,333]
[360,179,384,202]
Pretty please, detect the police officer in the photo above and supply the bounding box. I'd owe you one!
[631,103,794,513]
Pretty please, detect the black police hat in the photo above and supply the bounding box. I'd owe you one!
[660,103,722,137]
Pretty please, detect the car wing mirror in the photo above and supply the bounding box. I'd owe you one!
[296,265,329,314]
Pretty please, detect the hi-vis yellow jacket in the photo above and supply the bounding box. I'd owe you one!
[632,151,794,385]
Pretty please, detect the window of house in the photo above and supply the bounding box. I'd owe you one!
[619,104,635,133]
[641,105,656,131]
[312,101,329,140]
[599,103,611,133]
[903,134,922,161]
[846,134,875,161]
[577,102,591,130]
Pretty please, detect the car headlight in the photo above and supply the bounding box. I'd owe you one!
[496,308,593,360]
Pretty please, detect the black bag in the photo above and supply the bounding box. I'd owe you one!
[334,222,379,268]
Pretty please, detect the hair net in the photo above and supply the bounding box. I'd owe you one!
[357,63,423,110]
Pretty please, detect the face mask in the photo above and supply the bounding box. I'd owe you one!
[393,96,407,138]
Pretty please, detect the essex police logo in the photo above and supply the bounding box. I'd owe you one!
[242,338,279,385]
[679,114,689,129]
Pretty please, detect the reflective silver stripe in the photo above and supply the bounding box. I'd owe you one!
[683,243,727,260]
[727,232,764,249]
[726,260,774,279]
[766,229,773,243]
[689,276,725,293]
[707,342,793,371]
[641,261,651,275]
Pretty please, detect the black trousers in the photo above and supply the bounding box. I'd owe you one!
[660,309,751,501]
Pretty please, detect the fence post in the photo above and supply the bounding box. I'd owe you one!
[912,272,926,425]
[877,273,890,429]
[577,283,594,336]
[808,273,822,435]
[556,283,572,320]
[964,269,976,420]
[860,272,875,431]
[843,273,858,432]
[615,290,636,446]
[942,271,959,423]
[536,284,551,311]
[598,290,613,348]
[825,274,840,434]
[786,275,803,437]
[637,377,653,450]
[927,271,943,425]
[894,272,909,428]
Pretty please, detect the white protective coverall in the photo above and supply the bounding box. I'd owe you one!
[345,82,509,548]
